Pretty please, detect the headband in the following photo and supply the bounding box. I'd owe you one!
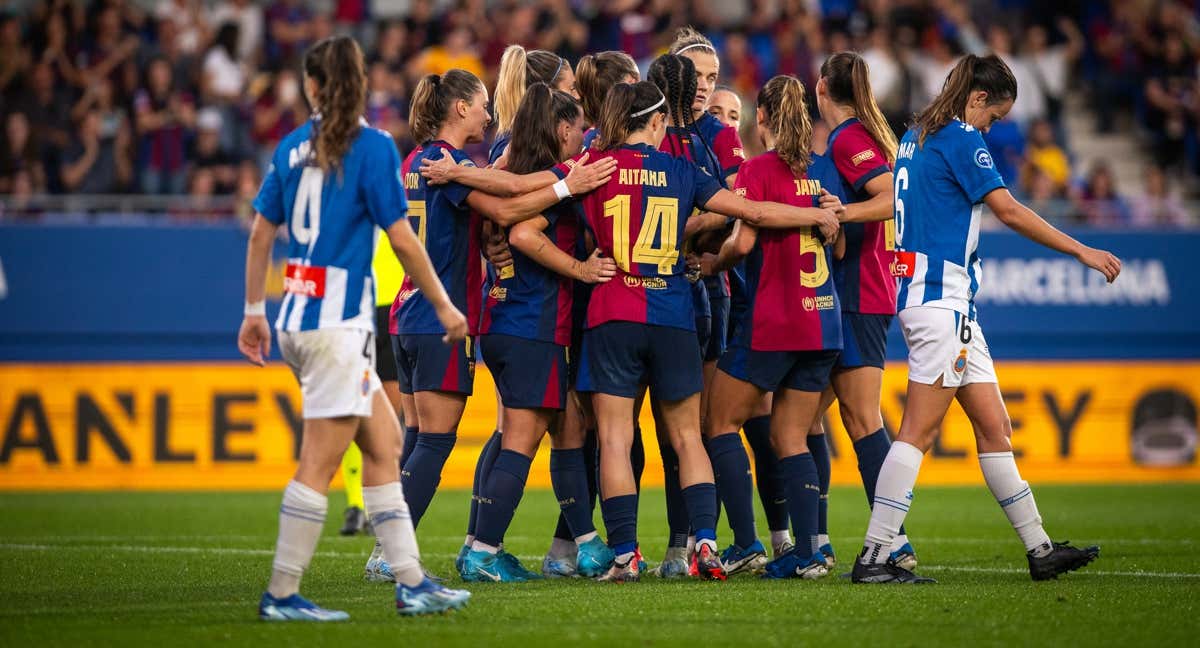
[675,43,714,55]
[549,57,565,84]
[631,93,665,117]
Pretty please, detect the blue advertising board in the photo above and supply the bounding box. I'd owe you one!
[0,223,1197,361]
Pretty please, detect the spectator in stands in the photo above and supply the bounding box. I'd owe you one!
[1086,1,1142,133]
[60,107,129,194]
[191,108,237,195]
[1143,33,1198,173]
[1022,118,1070,194]
[209,0,263,65]
[1073,161,1132,226]
[264,0,313,68]
[1024,167,1073,224]
[366,59,410,154]
[1131,164,1193,228]
[370,20,407,71]
[1020,18,1084,132]
[233,159,260,222]
[155,0,210,57]
[403,0,439,59]
[0,13,31,104]
[537,0,588,62]
[79,5,140,90]
[22,62,74,193]
[0,112,44,194]
[722,32,761,98]
[201,22,248,155]
[134,56,195,195]
[417,26,485,78]
[251,67,305,172]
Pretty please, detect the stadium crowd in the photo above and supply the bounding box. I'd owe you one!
[0,0,1196,228]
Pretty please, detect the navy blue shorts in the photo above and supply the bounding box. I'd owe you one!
[695,316,712,359]
[481,333,568,410]
[719,343,839,393]
[706,296,730,362]
[374,306,398,382]
[392,334,476,396]
[577,322,702,402]
[836,313,892,370]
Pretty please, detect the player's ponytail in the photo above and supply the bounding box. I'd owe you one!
[757,75,812,174]
[595,81,666,151]
[410,68,484,145]
[304,35,366,174]
[915,54,1016,147]
[648,54,698,132]
[577,51,639,126]
[506,83,582,175]
[493,46,569,136]
[821,51,897,163]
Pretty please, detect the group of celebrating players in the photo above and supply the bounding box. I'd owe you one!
[238,26,1122,621]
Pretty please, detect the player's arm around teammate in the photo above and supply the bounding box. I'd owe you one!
[853,54,1118,585]
[239,36,469,621]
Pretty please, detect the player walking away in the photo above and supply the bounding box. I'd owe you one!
[700,75,845,581]
[804,51,918,570]
[379,67,615,582]
[706,85,742,129]
[241,36,471,620]
[672,27,794,567]
[459,85,618,583]
[852,54,1119,584]
[576,81,839,582]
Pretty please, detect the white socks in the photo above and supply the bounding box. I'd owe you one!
[268,480,327,598]
[575,531,598,546]
[363,482,425,587]
[979,452,1052,556]
[770,530,792,555]
[549,537,575,559]
[861,442,923,564]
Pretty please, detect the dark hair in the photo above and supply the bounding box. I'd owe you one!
[668,26,716,56]
[494,45,570,134]
[576,51,639,125]
[214,22,239,59]
[820,51,897,163]
[915,54,1016,146]
[506,83,583,174]
[757,75,813,173]
[595,81,666,151]
[409,68,485,145]
[648,54,699,157]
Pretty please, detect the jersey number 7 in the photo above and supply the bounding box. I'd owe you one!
[603,195,679,274]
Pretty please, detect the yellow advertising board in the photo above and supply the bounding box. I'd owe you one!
[1,361,1197,490]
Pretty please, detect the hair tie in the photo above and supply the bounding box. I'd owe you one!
[631,92,666,117]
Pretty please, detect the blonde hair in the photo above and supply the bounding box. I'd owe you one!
[492,45,568,135]
[757,75,812,173]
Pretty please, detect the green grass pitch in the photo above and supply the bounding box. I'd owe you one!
[1,484,1198,647]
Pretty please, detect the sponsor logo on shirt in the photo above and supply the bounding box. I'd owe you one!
[851,149,876,166]
[489,285,508,301]
[735,187,747,197]
[623,275,668,290]
[801,295,835,311]
[283,264,326,297]
[498,265,515,280]
[732,147,745,160]
[396,287,419,303]
[954,349,968,373]
[890,251,916,278]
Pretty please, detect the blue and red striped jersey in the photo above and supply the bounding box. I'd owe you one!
[480,202,582,345]
[732,151,842,352]
[576,143,721,331]
[390,141,484,336]
[827,118,898,315]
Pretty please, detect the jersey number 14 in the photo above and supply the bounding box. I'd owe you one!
[603,195,679,274]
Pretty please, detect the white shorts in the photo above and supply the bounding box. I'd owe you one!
[278,328,383,419]
[898,306,997,388]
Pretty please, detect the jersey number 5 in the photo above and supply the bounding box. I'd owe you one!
[291,166,324,247]
[603,195,679,274]
[799,229,830,288]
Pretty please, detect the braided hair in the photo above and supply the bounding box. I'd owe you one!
[648,54,699,159]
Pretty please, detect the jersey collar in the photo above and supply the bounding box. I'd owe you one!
[827,117,860,148]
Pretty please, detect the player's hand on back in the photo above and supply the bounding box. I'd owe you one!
[580,248,617,284]
[419,148,457,185]
[435,303,469,345]
[564,151,617,196]
[238,316,271,366]
[1076,246,1122,283]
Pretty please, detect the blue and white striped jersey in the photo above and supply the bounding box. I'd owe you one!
[253,118,408,332]
[893,119,1005,320]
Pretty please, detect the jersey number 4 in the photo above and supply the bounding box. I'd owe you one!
[603,195,679,274]
[291,167,324,247]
